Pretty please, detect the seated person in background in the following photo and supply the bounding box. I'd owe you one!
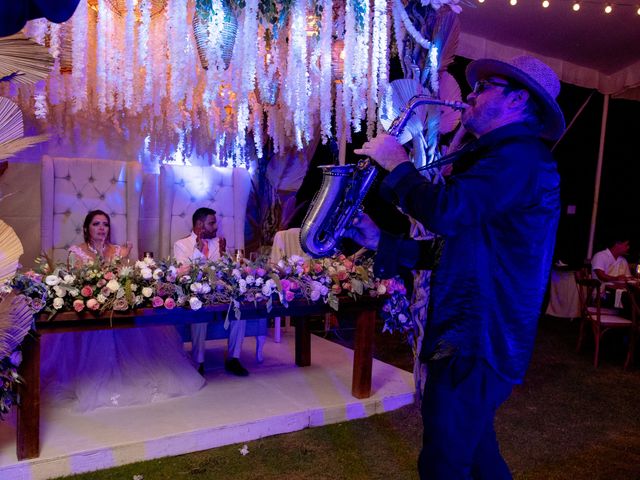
[591,237,631,282]
[174,207,250,377]
[42,210,204,412]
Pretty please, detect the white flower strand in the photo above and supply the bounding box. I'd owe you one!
[71,0,88,113]
[319,0,333,143]
[342,0,355,141]
[139,0,152,109]
[124,0,135,110]
[393,0,431,50]
[351,0,370,132]
[96,0,108,112]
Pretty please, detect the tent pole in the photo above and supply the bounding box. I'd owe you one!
[586,93,610,259]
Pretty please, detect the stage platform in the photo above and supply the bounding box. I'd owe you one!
[0,329,415,479]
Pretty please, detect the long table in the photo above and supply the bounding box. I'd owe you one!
[17,297,382,460]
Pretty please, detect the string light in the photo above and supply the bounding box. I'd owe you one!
[478,0,640,15]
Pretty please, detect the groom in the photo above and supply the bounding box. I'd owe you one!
[173,207,249,377]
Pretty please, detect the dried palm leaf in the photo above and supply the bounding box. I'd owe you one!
[0,97,22,145]
[432,9,460,73]
[438,72,462,135]
[0,33,54,86]
[0,293,34,360]
[379,79,428,145]
[0,219,23,286]
[0,134,50,161]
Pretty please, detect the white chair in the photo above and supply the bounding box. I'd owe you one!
[40,155,142,263]
[159,164,266,362]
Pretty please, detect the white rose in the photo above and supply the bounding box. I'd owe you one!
[152,268,164,280]
[255,277,264,286]
[135,260,147,269]
[261,284,273,296]
[310,290,321,301]
[190,282,202,293]
[320,285,329,296]
[238,279,247,294]
[106,279,120,292]
[398,313,408,323]
[232,269,241,279]
[143,256,155,266]
[63,274,75,284]
[97,294,107,304]
[245,275,255,285]
[265,279,275,289]
[277,260,285,269]
[200,283,211,294]
[140,267,153,280]
[53,285,66,297]
[130,283,138,292]
[141,287,153,298]
[45,275,60,286]
[189,297,203,311]
[68,288,79,297]
[290,255,303,265]
[53,297,64,309]
[116,288,125,299]
[377,284,387,295]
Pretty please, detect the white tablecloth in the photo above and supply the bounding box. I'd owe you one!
[546,269,580,318]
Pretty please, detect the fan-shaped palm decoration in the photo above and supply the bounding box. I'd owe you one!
[193,0,238,71]
[0,33,54,86]
[379,78,428,146]
[0,219,29,360]
[0,293,33,361]
[86,0,167,17]
[0,97,49,161]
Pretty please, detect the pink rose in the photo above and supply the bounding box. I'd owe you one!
[342,282,352,291]
[343,259,353,270]
[73,299,84,312]
[97,279,107,288]
[113,298,129,311]
[103,272,115,281]
[101,286,111,297]
[81,285,93,297]
[331,284,342,295]
[152,296,164,308]
[87,298,99,310]
[164,297,176,310]
[337,271,348,281]
[285,290,295,302]
[314,264,323,273]
[256,268,266,277]
[289,280,300,291]
[280,279,291,291]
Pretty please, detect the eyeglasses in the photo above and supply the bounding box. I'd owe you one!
[472,79,511,95]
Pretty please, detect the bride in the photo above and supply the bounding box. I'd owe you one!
[41,210,205,412]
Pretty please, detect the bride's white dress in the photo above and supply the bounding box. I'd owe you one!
[41,245,205,412]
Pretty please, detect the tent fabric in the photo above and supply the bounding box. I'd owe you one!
[458,32,640,100]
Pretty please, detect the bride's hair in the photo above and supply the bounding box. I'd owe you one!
[83,210,112,244]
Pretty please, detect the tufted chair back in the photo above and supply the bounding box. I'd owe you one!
[41,155,142,263]
[158,165,251,258]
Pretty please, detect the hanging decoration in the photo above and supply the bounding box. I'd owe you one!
[8,0,463,169]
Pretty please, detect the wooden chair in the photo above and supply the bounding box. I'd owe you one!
[574,271,632,367]
[624,283,640,369]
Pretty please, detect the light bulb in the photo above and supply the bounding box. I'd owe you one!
[637,5,640,15]
[604,4,612,12]
[572,1,580,10]
[478,0,485,3]
[542,0,549,7]
[510,0,517,5]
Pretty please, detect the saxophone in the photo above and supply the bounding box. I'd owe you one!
[299,95,468,258]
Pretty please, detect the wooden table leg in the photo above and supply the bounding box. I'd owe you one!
[295,316,311,366]
[352,309,375,399]
[17,330,41,460]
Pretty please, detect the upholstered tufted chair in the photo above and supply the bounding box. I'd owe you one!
[159,164,266,362]
[158,165,250,258]
[41,155,142,263]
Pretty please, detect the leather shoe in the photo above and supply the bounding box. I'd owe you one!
[224,358,249,377]
[197,363,205,376]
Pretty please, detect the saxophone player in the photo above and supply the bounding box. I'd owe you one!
[347,56,564,480]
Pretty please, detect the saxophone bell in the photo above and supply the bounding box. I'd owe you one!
[300,96,465,258]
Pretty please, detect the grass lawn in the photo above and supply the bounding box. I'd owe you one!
[57,316,640,480]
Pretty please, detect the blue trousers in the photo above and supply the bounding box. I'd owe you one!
[419,356,513,480]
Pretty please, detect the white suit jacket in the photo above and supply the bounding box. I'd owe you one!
[173,232,222,264]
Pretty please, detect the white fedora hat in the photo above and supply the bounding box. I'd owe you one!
[466,55,566,140]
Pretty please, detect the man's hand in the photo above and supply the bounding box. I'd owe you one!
[354,133,411,172]
[344,213,381,250]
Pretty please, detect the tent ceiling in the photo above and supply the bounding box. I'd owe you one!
[456,2,640,96]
